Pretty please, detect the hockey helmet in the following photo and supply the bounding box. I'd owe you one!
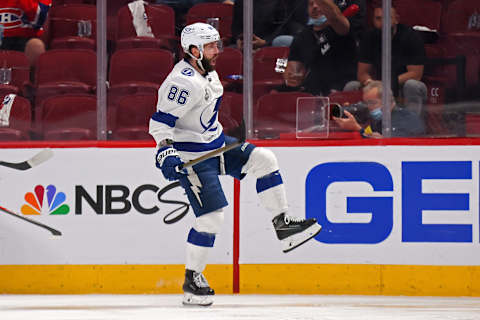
[181,22,223,56]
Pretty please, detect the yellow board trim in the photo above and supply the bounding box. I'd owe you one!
[240,264,480,296]
[0,265,232,294]
[1,264,479,296]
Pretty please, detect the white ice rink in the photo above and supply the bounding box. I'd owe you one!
[1,294,479,320]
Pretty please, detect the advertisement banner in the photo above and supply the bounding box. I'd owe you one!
[0,148,234,265]
[240,145,480,265]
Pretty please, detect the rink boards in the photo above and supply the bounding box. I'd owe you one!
[0,142,479,296]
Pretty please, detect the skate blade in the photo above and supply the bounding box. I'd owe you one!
[182,292,213,307]
[282,223,322,253]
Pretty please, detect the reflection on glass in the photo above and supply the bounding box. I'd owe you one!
[0,1,479,142]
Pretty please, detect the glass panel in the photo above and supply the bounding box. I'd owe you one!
[1,1,477,143]
[0,0,99,142]
[107,0,172,141]
[244,0,367,140]
[420,0,480,138]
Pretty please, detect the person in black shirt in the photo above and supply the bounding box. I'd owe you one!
[286,0,366,96]
[344,6,427,116]
[231,0,308,50]
[334,80,425,137]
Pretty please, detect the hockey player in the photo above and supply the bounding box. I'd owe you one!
[149,22,322,307]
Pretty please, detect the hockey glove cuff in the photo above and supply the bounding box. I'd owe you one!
[155,146,186,181]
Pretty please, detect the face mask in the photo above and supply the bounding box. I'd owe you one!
[308,15,327,27]
[370,108,383,121]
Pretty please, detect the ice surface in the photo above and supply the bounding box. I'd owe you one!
[1,294,479,320]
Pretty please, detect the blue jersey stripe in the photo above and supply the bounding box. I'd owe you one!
[256,170,283,193]
[151,110,179,128]
[173,132,225,152]
[187,228,216,247]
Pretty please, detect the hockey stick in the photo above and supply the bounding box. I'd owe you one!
[0,205,62,236]
[178,120,246,170]
[0,148,53,171]
[179,141,243,170]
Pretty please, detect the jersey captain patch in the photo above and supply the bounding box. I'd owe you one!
[181,68,194,77]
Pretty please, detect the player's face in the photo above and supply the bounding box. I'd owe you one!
[200,41,222,73]
[203,41,221,66]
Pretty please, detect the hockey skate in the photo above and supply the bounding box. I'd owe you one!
[182,269,215,307]
[272,213,322,253]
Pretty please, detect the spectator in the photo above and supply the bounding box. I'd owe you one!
[285,0,365,96]
[344,6,427,115]
[0,1,51,67]
[334,80,425,137]
[231,0,308,50]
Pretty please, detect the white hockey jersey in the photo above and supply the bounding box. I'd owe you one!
[149,59,224,161]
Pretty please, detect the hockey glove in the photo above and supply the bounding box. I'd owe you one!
[155,146,185,181]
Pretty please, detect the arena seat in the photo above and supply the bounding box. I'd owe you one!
[115,4,178,54]
[111,94,157,140]
[441,0,480,34]
[219,91,243,133]
[46,4,97,50]
[253,91,313,139]
[0,50,30,97]
[108,48,173,110]
[52,0,95,5]
[34,49,97,123]
[465,112,480,137]
[107,0,155,43]
[216,47,242,92]
[186,3,234,45]
[40,94,97,140]
[0,95,32,141]
[395,0,443,32]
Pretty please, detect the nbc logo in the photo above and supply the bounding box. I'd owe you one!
[21,185,70,215]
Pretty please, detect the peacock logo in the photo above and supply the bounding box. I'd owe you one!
[21,185,70,215]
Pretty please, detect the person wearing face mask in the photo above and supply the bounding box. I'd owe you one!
[286,0,366,96]
[334,80,425,138]
[344,6,427,117]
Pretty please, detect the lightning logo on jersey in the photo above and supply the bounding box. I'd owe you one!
[187,171,203,207]
[200,95,221,133]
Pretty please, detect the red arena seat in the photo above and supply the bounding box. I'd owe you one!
[108,48,173,109]
[0,50,30,97]
[34,49,97,122]
[0,94,32,141]
[186,3,234,45]
[254,91,313,139]
[111,94,157,140]
[40,94,97,140]
[46,4,97,50]
[115,4,178,53]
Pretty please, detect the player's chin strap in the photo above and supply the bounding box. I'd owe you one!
[186,49,206,73]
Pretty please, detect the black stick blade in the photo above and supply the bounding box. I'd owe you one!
[0,161,31,170]
[0,205,62,236]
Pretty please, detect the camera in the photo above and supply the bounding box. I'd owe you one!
[331,101,370,124]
